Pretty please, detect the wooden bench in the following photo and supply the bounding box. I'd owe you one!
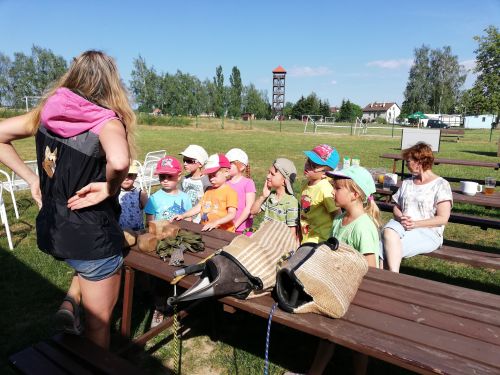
[441,128,465,142]
[9,333,141,375]
[376,201,500,269]
[120,221,500,374]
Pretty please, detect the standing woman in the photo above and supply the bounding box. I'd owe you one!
[380,142,452,272]
[0,51,135,349]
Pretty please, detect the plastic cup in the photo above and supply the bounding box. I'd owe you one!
[484,177,496,195]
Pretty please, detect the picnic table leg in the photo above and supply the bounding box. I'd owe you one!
[121,266,135,338]
[392,160,397,173]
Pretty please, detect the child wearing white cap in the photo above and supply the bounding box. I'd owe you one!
[226,148,256,235]
[173,154,238,232]
[179,145,211,223]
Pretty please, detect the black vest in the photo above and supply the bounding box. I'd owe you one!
[35,126,123,260]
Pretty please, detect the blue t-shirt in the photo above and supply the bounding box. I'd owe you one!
[145,190,192,220]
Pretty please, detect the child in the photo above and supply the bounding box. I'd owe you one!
[300,144,339,244]
[226,148,256,235]
[144,156,192,223]
[173,154,237,232]
[307,165,380,375]
[118,162,148,231]
[144,155,192,328]
[250,158,299,240]
[179,144,210,224]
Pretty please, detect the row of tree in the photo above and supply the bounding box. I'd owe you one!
[402,25,499,118]
[0,46,67,108]
[130,56,272,118]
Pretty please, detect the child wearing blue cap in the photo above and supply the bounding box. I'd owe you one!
[300,144,339,243]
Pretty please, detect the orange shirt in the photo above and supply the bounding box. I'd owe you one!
[199,184,238,232]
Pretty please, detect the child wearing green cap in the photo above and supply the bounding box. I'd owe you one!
[305,165,381,375]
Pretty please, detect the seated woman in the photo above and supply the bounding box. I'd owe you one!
[380,142,453,272]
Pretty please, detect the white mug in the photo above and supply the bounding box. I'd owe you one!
[460,181,482,196]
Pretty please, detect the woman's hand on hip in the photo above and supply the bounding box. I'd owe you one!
[67,182,109,210]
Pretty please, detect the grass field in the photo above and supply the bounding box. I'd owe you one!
[1,118,499,374]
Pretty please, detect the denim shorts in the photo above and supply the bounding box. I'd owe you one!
[379,219,442,260]
[66,253,124,281]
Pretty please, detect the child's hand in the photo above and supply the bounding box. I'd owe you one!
[202,221,219,231]
[171,214,184,221]
[262,182,271,198]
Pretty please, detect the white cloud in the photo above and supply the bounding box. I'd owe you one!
[366,59,413,69]
[460,59,476,71]
[330,80,337,85]
[288,66,332,77]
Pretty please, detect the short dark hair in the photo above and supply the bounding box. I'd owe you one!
[402,142,434,171]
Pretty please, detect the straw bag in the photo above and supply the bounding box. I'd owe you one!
[168,220,297,305]
[275,238,368,318]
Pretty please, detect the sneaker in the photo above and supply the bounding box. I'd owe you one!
[150,309,164,329]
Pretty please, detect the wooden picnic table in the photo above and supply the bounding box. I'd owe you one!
[120,221,500,375]
[375,183,500,209]
[380,153,500,186]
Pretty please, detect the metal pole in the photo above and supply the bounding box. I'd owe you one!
[25,97,29,112]
[392,122,395,138]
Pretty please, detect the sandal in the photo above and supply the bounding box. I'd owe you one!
[55,296,84,335]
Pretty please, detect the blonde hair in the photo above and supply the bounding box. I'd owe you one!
[335,178,381,228]
[30,50,136,157]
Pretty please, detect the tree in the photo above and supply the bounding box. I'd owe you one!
[242,84,270,119]
[283,101,294,118]
[337,99,362,122]
[30,46,67,97]
[402,45,432,115]
[468,25,500,116]
[130,56,162,112]
[228,66,242,118]
[213,65,225,120]
[428,46,466,113]
[0,52,12,106]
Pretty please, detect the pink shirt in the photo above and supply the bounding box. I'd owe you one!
[228,176,256,233]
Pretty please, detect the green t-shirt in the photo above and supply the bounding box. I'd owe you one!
[261,192,299,227]
[331,212,380,267]
[300,178,337,244]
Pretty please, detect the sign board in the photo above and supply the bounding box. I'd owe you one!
[401,128,441,152]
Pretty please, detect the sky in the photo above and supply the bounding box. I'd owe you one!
[1,0,499,108]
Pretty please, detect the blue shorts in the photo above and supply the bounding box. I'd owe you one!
[379,219,442,260]
[66,253,123,281]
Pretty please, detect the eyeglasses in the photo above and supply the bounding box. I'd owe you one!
[183,158,198,164]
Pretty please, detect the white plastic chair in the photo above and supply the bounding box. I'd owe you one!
[139,159,160,196]
[143,150,166,165]
[0,161,39,220]
[0,169,19,220]
[0,184,13,250]
[10,160,39,191]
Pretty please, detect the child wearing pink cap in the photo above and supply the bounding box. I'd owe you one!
[145,156,192,224]
[173,154,238,232]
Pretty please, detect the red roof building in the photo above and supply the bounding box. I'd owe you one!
[272,65,287,74]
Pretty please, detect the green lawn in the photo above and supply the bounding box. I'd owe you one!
[1,119,499,374]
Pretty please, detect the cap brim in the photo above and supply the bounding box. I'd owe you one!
[304,151,327,166]
[203,166,220,175]
[325,170,350,179]
[154,169,181,175]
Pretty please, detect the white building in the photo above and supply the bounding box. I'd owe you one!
[464,114,497,129]
[362,102,400,124]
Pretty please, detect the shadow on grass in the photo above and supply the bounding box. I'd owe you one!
[443,239,499,254]
[401,265,500,295]
[0,249,167,374]
[462,150,498,158]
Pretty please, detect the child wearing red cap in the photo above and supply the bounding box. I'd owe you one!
[144,156,192,224]
[173,153,238,232]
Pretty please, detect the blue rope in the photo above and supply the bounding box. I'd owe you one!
[264,302,278,375]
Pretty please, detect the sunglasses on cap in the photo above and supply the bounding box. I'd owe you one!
[183,157,198,164]
[125,173,137,179]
